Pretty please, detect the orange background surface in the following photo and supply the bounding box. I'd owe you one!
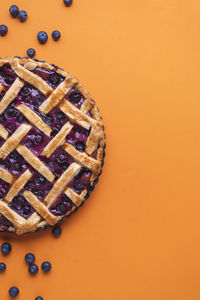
[1,0,200,299]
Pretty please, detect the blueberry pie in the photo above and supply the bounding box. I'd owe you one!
[0,57,105,234]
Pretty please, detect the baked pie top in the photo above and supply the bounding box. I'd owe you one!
[0,56,105,234]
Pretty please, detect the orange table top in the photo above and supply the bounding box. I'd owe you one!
[1,0,200,299]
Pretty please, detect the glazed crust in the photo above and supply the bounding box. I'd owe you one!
[0,56,105,234]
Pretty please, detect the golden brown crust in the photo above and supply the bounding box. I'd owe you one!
[45,162,81,207]
[0,124,32,159]
[0,167,14,184]
[23,191,61,226]
[17,145,55,182]
[0,78,24,114]
[65,188,87,207]
[17,104,52,136]
[5,169,32,203]
[6,56,53,95]
[42,122,73,157]
[0,56,105,234]
[0,124,8,139]
[64,143,101,175]
[39,76,78,114]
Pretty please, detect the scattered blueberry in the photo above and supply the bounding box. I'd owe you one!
[52,226,62,237]
[9,287,19,298]
[0,25,8,36]
[63,0,73,7]
[18,10,28,22]
[1,242,12,255]
[35,297,43,300]
[25,253,35,264]
[28,263,39,275]
[37,31,48,44]
[41,261,51,273]
[52,30,61,41]
[27,48,36,58]
[9,5,19,18]
[0,262,6,272]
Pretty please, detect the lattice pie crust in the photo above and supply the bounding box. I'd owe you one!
[0,57,105,234]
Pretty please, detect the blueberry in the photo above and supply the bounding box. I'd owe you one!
[13,163,21,171]
[56,203,67,215]
[25,253,35,264]
[35,176,46,185]
[23,205,30,215]
[56,111,65,121]
[34,134,43,145]
[56,153,67,164]
[25,140,34,148]
[9,286,19,297]
[0,160,10,169]
[52,226,62,237]
[16,114,25,123]
[27,48,36,58]
[68,92,82,104]
[13,195,24,204]
[37,31,48,44]
[35,297,43,300]
[25,181,35,191]
[73,181,86,193]
[52,30,61,41]
[5,108,17,119]
[74,141,85,152]
[63,0,73,7]
[18,10,28,22]
[42,115,53,125]
[41,261,51,273]
[48,161,55,169]
[34,94,44,105]
[0,262,6,272]
[10,151,19,160]
[4,75,15,85]
[1,242,12,255]
[20,86,31,96]
[34,190,44,197]
[9,5,19,18]
[28,263,38,275]
[0,25,8,36]
[49,74,60,85]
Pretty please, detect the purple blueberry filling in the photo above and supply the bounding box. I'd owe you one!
[0,215,13,230]
[3,150,29,177]
[0,64,17,90]
[15,83,46,109]
[41,146,74,179]
[25,172,53,201]
[65,87,84,108]
[48,107,68,137]
[50,193,74,216]
[66,124,89,152]
[21,127,50,155]
[0,179,10,199]
[0,104,27,136]
[69,167,92,194]
[9,194,34,219]
[33,67,65,88]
